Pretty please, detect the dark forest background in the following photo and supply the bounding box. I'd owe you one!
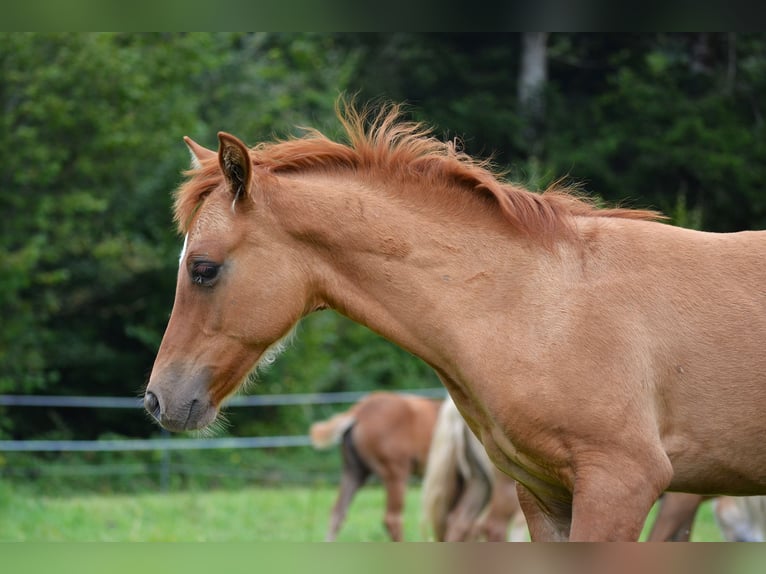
[2,33,765,445]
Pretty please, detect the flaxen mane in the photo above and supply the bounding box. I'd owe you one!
[175,99,663,242]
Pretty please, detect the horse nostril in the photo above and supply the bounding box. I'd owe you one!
[144,391,162,420]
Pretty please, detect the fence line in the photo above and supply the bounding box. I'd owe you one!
[0,388,446,453]
[0,387,446,409]
[0,435,314,452]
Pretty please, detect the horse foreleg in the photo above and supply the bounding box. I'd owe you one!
[516,482,571,541]
[568,455,672,542]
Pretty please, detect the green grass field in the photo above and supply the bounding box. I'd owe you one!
[0,480,725,542]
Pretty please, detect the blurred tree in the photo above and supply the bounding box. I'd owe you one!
[0,33,358,439]
[518,32,549,149]
[0,33,211,436]
[342,33,766,230]
[544,33,766,231]
[2,33,765,443]
[340,34,524,166]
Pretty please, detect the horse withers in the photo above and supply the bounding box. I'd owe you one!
[145,100,766,541]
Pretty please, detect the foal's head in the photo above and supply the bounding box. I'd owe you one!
[144,133,311,431]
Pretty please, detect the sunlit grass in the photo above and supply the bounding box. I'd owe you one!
[0,480,724,542]
[0,482,425,542]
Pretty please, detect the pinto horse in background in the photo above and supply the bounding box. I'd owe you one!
[423,402,714,542]
[309,391,442,541]
[145,99,766,540]
[658,494,766,542]
[421,396,527,541]
[714,496,766,542]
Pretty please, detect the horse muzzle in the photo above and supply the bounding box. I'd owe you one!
[143,379,219,432]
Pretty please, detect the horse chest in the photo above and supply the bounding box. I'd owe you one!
[480,421,572,502]
[436,368,573,499]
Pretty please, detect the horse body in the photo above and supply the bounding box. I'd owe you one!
[309,391,442,541]
[146,101,766,541]
[464,220,766,539]
[295,183,766,538]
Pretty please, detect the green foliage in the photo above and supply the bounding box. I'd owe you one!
[0,33,359,440]
[345,34,766,231]
[233,312,441,437]
[0,444,341,494]
[2,33,766,452]
[543,33,766,231]
[343,34,525,163]
[0,33,198,402]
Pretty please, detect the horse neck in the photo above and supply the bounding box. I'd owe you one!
[274,172,550,365]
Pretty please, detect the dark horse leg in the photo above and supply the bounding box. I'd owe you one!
[444,472,492,541]
[516,483,572,541]
[444,429,494,541]
[325,426,371,541]
[647,493,706,542]
[480,471,522,542]
[378,460,410,541]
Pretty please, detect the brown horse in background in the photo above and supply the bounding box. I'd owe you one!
[145,99,766,540]
[421,396,527,541]
[310,391,442,541]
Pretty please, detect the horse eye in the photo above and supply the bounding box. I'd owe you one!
[190,261,220,286]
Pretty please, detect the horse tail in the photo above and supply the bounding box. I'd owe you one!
[309,410,357,450]
[420,396,472,540]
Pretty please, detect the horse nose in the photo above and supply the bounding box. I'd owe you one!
[144,390,162,421]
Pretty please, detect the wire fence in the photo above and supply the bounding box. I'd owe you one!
[0,387,445,452]
[0,388,446,490]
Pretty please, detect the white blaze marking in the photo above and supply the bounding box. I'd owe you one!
[179,234,188,267]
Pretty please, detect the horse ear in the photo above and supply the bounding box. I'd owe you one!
[217,132,252,202]
[183,136,216,169]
